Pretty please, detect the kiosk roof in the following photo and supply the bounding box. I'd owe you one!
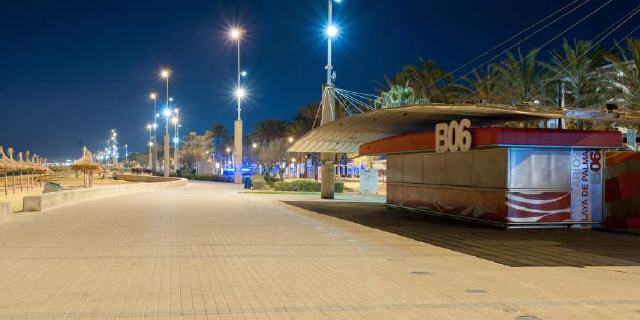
[288,104,563,153]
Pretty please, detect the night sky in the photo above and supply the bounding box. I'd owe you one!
[0,0,637,160]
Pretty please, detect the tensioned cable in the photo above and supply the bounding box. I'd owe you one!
[458,0,616,91]
[334,89,376,110]
[312,91,325,128]
[578,2,640,59]
[439,0,583,81]
[546,2,640,78]
[620,23,640,40]
[334,90,368,113]
[436,0,592,87]
[334,88,378,98]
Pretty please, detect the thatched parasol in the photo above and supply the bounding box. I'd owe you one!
[5,148,18,194]
[0,146,14,197]
[71,147,102,188]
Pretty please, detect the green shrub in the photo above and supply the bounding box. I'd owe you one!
[176,173,233,183]
[264,175,282,186]
[251,175,269,190]
[273,180,344,193]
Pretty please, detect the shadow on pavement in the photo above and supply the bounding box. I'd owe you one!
[285,201,640,267]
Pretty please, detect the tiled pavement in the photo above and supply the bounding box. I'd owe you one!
[0,181,639,319]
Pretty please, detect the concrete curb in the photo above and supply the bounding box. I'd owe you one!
[23,178,188,212]
[0,202,9,220]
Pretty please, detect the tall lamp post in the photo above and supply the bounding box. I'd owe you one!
[147,124,153,169]
[110,129,118,165]
[172,109,180,174]
[160,69,171,177]
[230,28,245,184]
[149,93,158,174]
[320,0,341,199]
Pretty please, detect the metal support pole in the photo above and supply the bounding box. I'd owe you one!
[152,98,158,175]
[163,78,170,178]
[320,85,336,199]
[233,37,243,184]
[557,81,566,129]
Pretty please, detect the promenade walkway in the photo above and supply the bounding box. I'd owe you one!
[0,181,638,319]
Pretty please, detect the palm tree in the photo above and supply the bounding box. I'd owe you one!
[462,65,504,104]
[541,39,608,109]
[252,119,287,145]
[294,102,321,131]
[496,48,542,105]
[385,58,459,103]
[207,124,230,167]
[606,38,640,110]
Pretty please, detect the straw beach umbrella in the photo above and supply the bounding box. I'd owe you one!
[6,148,18,194]
[71,147,102,188]
[0,146,13,197]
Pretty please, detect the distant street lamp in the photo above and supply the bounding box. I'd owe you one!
[160,68,171,177]
[147,124,153,169]
[172,109,180,173]
[149,92,158,174]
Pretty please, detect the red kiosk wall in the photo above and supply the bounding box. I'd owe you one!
[604,151,640,228]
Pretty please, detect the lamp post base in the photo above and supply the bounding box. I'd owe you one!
[163,133,170,178]
[320,153,335,199]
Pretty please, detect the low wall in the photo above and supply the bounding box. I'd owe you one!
[23,177,187,212]
[0,202,9,220]
[114,174,180,183]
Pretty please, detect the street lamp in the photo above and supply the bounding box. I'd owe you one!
[149,92,159,174]
[172,108,180,173]
[320,0,343,199]
[160,68,171,177]
[229,27,245,184]
[147,124,153,169]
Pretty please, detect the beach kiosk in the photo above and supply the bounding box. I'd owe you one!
[288,104,636,228]
[359,122,622,228]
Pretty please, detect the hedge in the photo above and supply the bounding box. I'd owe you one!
[273,179,344,193]
[176,173,233,183]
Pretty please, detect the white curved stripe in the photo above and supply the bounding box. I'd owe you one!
[507,193,568,205]
[506,202,570,215]
[508,212,569,223]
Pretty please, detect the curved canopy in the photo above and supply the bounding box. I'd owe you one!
[288,104,565,153]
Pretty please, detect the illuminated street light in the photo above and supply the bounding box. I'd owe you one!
[235,87,246,99]
[252,143,258,149]
[229,28,242,40]
[326,25,338,38]
[287,137,294,143]
[163,108,172,117]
